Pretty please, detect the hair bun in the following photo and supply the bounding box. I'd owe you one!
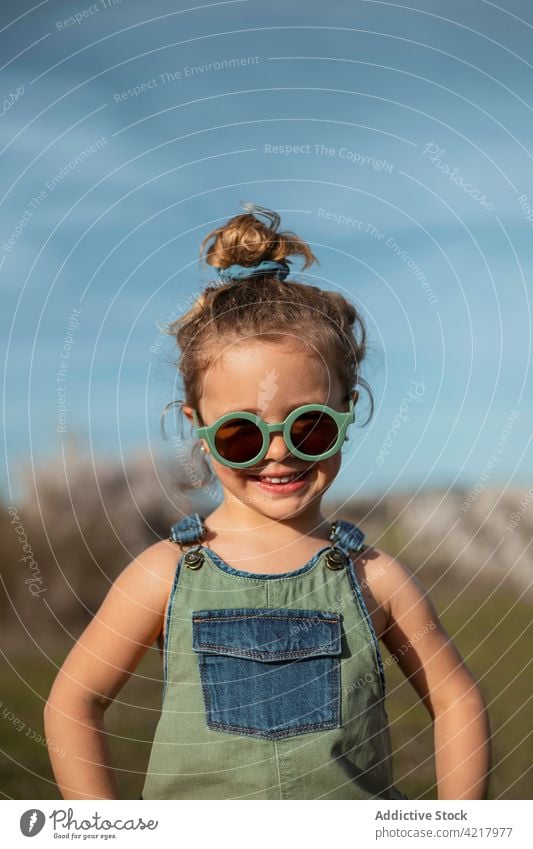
[199,202,318,272]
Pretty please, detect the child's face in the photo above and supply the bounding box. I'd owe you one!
[183,339,353,521]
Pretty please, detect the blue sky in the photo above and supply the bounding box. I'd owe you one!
[1,0,532,504]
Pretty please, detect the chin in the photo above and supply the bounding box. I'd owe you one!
[226,496,318,523]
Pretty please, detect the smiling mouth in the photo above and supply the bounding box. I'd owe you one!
[246,468,312,483]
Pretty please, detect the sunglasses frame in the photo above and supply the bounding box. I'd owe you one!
[192,397,355,469]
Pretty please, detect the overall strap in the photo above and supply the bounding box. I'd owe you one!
[329,519,366,558]
[169,513,206,547]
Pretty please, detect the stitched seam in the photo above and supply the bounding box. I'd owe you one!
[273,739,283,799]
[333,655,341,726]
[198,655,213,724]
[193,643,340,658]
[346,558,387,700]
[162,555,184,706]
[203,548,330,582]
[206,719,339,738]
[192,614,339,623]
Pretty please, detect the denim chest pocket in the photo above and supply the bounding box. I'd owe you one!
[192,608,342,740]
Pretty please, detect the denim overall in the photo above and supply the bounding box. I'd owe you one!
[141,513,406,800]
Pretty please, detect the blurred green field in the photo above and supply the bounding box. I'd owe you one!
[385,583,532,800]
[1,582,530,800]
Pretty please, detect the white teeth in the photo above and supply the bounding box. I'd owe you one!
[263,474,297,483]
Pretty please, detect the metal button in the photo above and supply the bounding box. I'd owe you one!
[184,550,204,570]
[325,547,348,570]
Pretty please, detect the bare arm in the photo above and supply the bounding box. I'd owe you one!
[375,551,491,800]
[43,541,176,800]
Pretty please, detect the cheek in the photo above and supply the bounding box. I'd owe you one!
[320,454,342,480]
[211,460,247,488]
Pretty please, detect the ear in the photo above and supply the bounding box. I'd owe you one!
[182,405,209,452]
[181,404,196,427]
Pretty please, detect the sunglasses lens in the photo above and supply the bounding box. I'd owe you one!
[214,419,263,463]
[290,411,339,456]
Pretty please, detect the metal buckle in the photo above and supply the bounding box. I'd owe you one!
[183,545,205,570]
[325,546,348,570]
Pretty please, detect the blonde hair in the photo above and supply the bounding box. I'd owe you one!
[161,203,373,489]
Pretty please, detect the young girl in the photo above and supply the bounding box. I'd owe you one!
[44,204,491,800]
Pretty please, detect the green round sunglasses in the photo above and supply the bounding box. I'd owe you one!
[192,396,356,469]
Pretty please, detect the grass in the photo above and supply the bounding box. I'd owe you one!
[385,583,532,800]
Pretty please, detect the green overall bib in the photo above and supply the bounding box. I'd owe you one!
[141,513,406,800]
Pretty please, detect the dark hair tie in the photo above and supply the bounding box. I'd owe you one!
[215,260,291,283]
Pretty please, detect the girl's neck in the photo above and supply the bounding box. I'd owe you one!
[205,501,333,546]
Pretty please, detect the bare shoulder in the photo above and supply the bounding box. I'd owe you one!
[128,538,181,588]
[131,539,183,641]
[95,539,182,639]
[348,544,421,640]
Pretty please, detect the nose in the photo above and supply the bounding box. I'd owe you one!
[262,431,292,462]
